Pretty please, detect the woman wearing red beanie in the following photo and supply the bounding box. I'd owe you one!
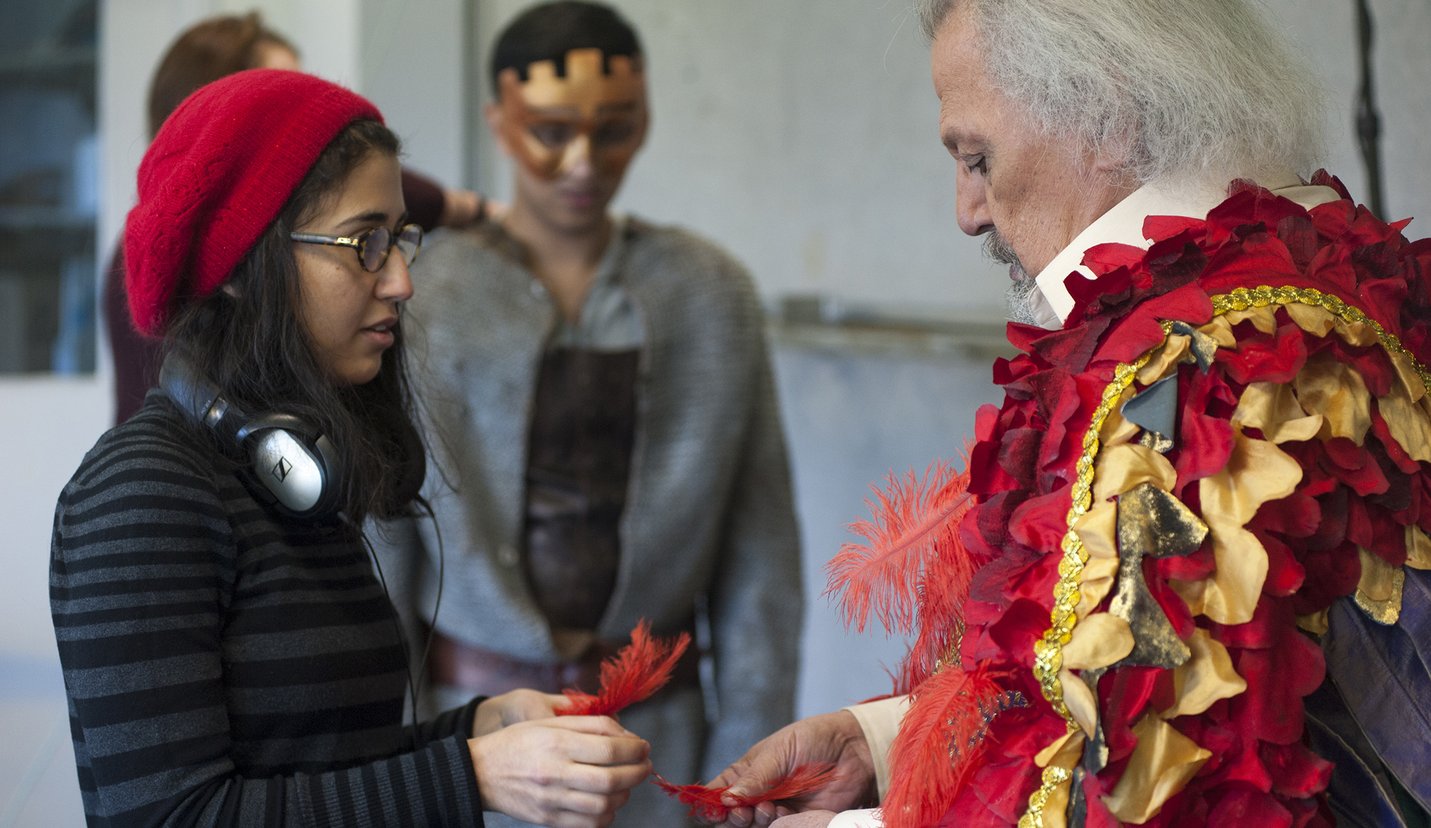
[50,68,649,827]
[104,11,495,426]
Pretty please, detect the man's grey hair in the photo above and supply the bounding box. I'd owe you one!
[915,0,1325,186]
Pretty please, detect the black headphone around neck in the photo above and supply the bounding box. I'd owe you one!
[159,352,344,521]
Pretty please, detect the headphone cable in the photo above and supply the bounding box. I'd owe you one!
[412,502,446,710]
[350,515,422,740]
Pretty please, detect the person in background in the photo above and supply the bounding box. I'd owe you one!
[700,0,1431,825]
[53,68,648,827]
[376,2,803,825]
[105,11,492,424]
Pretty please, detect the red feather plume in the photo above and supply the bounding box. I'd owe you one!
[557,620,691,717]
[825,458,977,691]
[653,763,839,821]
[881,663,1010,828]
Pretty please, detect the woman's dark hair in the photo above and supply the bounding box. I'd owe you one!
[147,12,298,138]
[489,0,642,95]
[163,119,426,526]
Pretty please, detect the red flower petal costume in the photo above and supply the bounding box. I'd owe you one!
[835,174,1431,826]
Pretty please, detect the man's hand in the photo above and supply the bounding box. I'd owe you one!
[471,688,568,737]
[771,812,838,827]
[468,716,651,828]
[699,711,876,828]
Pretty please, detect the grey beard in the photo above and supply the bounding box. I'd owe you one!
[1005,277,1043,325]
[983,231,1041,324]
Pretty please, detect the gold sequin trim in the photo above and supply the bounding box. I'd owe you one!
[1021,285,1430,822]
[1018,766,1073,828]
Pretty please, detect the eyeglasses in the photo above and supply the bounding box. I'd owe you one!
[290,222,423,272]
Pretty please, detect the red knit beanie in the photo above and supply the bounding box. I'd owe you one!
[125,68,383,336]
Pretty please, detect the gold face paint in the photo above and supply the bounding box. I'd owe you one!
[498,47,648,180]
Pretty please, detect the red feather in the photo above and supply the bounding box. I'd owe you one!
[557,620,691,717]
[881,663,1011,828]
[653,763,839,821]
[825,458,978,691]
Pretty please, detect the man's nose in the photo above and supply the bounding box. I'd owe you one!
[955,170,992,237]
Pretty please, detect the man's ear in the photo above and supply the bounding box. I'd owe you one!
[1092,126,1135,175]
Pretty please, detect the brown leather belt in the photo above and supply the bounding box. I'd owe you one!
[428,629,701,698]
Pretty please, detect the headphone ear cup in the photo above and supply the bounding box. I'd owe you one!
[159,352,344,522]
[237,414,345,521]
[159,352,228,434]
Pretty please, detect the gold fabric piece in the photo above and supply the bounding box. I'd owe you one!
[1178,428,1301,625]
[1062,613,1136,671]
[1092,444,1178,503]
[1074,502,1119,561]
[1109,484,1207,668]
[1297,609,1330,635]
[1072,504,1120,615]
[1162,629,1247,719]
[1294,356,1371,443]
[1406,526,1431,570]
[1059,666,1100,738]
[1233,382,1323,444]
[1034,726,1084,768]
[1198,315,1238,349]
[1379,381,1431,463]
[1354,547,1405,625]
[1136,335,1190,385]
[1223,305,1279,335]
[1389,348,1431,402]
[1104,408,1141,445]
[1105,715,1213,822]
[1075,557,1120,618]
[1284,303,1339,338]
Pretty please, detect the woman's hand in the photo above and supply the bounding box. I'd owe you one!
[472,688,568,737]
[468,715,651,828]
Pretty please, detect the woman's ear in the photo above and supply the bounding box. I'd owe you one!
[221,283,240,298]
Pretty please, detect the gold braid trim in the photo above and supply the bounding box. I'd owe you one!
[1021,285,1431,824]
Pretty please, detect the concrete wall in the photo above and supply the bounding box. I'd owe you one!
[1,0,1428,822]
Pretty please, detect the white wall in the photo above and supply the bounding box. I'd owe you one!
[469,0,1431,317]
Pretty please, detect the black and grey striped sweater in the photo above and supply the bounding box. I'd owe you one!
[50,396,484,826]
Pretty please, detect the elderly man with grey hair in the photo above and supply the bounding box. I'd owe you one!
[699,0,1431,825]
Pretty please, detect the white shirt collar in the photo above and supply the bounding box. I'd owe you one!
[1025,174,1342,329]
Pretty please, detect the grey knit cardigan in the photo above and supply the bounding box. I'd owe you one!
[377,215,804,781]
